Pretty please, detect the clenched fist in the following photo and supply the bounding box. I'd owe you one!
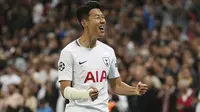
[88,87,99,101]
[136,81,148,95]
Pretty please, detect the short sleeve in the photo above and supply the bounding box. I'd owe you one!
[108,49,120,79]
[58,49,73,81]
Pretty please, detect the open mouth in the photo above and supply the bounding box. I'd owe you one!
[99,26,105,31]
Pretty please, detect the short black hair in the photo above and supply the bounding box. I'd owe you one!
[76,1,102,27]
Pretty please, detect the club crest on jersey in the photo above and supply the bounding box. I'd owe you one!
[102,57,110,67]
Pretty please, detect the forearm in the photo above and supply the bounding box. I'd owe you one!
[63,86,91,100]
[60,81,91,100]
[113,81,138,95]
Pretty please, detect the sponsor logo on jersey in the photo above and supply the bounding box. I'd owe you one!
[79,60,87,65]
[84,70,107,83]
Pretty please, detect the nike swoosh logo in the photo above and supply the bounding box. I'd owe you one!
[79,61,87,65]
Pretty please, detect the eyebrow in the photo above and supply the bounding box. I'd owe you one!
[94,14,104,17]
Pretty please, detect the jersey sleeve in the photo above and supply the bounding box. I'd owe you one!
[108,49,120,79]
[58,49,73,81]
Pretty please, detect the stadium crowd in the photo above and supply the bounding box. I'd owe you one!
[0,0,200,112]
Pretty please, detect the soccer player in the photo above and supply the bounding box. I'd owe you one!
[58,1,148,112]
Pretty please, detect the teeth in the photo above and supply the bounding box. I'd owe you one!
[99,26,104,30]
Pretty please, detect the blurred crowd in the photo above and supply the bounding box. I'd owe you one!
[0,0,200,112]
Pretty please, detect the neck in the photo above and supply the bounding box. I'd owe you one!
[79,31,97,48]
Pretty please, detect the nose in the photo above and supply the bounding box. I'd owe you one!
[100,17,106,24]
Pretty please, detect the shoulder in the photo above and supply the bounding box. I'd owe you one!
[61,40,79,53]
[97,40,115,53]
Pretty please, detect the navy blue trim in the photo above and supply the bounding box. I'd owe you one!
[76,40,80,46]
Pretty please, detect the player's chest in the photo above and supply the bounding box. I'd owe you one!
[73,50,112,71]
[72,49,111,83]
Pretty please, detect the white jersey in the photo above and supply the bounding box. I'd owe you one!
[58,39,120,112]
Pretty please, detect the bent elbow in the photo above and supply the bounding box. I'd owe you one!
[110,85,118,94]
[61,89,65,98]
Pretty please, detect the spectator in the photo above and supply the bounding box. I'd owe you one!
[33,0,44,24]
[177,79,195,112]
[23,87,37,112]
[4,84,24,111]
[138,75,160,112]
[158,75,177,112]
[37,99,53,112]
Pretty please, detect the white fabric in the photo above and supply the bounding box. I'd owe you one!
[33,69,58,84]
[116,95,128,112]
[33,2,44,24]
[196,102,200,112]
[37,86,46,100]
[58,39,120,112]
[49,69,58,82]
[56,92,66,112]
[64,106,109,112]
[179,33,188,42]
[51,0,60,8]
[14,57,27,72]
[0,74,21,93]
[152,76,162,89]
[63,87,91,100]
[182,88,193,102]
[33,71,47,84]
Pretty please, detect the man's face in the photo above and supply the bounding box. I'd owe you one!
[85,8,106,38]
[165,76,174,86]
[8,84,15,94]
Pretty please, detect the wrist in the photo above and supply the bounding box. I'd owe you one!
[86,88,93,100]
[135,89,140,95]
[132,86,140,95]
[64,87,91,100]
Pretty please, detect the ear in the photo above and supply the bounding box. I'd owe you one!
[81,19,88,27]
